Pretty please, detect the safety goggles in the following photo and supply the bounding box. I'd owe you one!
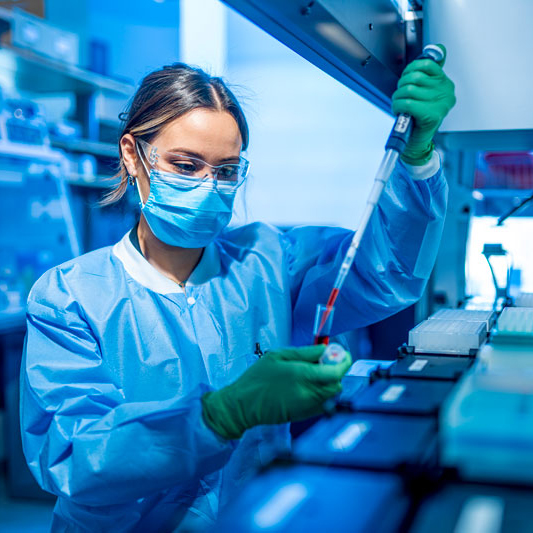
[136,138,250,190]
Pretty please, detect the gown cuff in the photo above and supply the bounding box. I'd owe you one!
[400,150,441,181]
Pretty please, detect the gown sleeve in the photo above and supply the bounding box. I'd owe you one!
[285,160,448,345]
[21,276,236,507]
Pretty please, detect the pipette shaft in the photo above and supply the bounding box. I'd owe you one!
[315,150,399,337]
[314,44,445,343]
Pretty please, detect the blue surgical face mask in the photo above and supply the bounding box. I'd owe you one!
[137,168,236,248]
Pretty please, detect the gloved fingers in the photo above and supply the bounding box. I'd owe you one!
[391,97,424,119]
[393,84,436,104]
[393,97,451,124]
[270,344,326,363]
[302,383,343,415]
[397,70,442,90]
[301,351,353,384]
[337,350,353,377]
[401,58,444,80]
[318,381,343,401]
[290,382,343,421]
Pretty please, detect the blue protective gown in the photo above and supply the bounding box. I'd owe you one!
[21,160,447,532]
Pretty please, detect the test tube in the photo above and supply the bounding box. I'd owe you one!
[319,343,347,365]
[313,304,335,345]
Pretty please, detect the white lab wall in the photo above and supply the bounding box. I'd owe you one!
[227,60,394,228]
[181,1,394,229]
[425,0,533,132]
[180,0,227,74]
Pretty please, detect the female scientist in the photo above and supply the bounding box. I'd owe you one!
[21,54,455,532]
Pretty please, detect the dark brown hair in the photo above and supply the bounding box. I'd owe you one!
[102,63,249,205]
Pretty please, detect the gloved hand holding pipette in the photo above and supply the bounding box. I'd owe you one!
[392,45,456,166]
[313,44,456,344]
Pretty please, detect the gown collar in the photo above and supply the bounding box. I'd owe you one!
[112,231,221,294]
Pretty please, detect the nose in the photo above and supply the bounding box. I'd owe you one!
[202,168,217,181]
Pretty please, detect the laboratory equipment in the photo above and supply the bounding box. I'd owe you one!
[292,413,437,471]
[313,43,446,343]
[319,342,347,365]
[441,371,533,484]
[48,120,83,142]
[212,1,533,529]
[514,293,533,307]
[477,343,533,376]
[318,343,349,413]
[0,89,108,503]
[63,153,97,183]
[0,93,79,308]
[475,151,533,191]
[482,243,513,303]
[389,355,473,381]
[346,359,396,378]
[4,97,49,146]
[10,8,80,65]
[340,359,395,404]
[313,304,335,345]
[215,464,409,533]
[497,191,533,226]
[408,319,487,356]
[410,483,533,533]
[222,0,411,114]
[0,162,78,501]
[491,306,533,345]
[428,309,496,331]
[0,15,137,511]
[352,378,455,417]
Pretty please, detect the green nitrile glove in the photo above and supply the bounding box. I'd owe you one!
[392,44,456,165]
[201,344,352,440]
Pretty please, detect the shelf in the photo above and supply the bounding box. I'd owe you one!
[474,189,533,198]
[50,137,119,157]
[0,141,64,162]
[64,173,118,188]
[0,43,135,96]
[0,307,26,334]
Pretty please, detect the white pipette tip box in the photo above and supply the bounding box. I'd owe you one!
[409,319,486,356]
[491,306,533,345]
[428,309,496,331]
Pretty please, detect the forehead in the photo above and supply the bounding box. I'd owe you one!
[153,109,242,157]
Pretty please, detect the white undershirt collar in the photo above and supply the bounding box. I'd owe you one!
[112,231,221,294]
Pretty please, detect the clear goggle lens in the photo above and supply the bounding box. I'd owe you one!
[137,138,249,189]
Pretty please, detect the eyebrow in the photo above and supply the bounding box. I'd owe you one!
[167,148,241,163]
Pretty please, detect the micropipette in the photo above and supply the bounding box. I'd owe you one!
[314,44,445,344]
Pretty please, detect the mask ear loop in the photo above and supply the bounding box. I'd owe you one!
[135,140,152,208]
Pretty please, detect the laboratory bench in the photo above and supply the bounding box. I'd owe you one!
[4,302,533,531]
[216,306,533,532]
